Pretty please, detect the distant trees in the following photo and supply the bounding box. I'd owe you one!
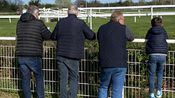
[88,0,101,7]
[151,0,175,5]
[75,0,87,7]
[29,0,40,6]
[0,0,23,12]
[165,0,175,4]
[55,0,71,8]
[171,0,175,4]
[0,0,9,10]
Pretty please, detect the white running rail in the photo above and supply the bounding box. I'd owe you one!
[0,37,175,43]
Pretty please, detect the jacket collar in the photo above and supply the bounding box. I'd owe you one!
[109,20,121,25]
[20,13,36,22]
[68,14,77,18]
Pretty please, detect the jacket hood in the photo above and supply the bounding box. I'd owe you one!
[151,26,164,35]
[20,13,36,22]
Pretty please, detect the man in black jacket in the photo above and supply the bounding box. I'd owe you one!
[51,5,96,98]
[16,5,51,98]
[98,10,134,98]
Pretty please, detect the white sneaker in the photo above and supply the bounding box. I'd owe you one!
[156,90,162,98]
[149,93,155,98]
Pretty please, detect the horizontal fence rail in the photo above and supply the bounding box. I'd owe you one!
[0,40,175,98]
[0,37,175,43]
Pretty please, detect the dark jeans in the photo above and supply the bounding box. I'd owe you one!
[57,56,80,98]
[98,68,127,98]
[17,57,44,98]
[148,55,166,93]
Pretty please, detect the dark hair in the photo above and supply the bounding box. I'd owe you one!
[151,17,162,27]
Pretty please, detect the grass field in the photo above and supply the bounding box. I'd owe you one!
[0,15,175,98]
[0,16,175,38]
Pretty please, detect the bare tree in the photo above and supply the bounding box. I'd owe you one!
[29,0,40,6]
[171,0,175,4]
[126,0,132,2]
[139,0,145,5]
[152,0,158,4]
[7,0,23,5]
[75,0,87,7]
[119,0,123,2]
[140,0,145,2]
[14,0,23,5]
[55,0,71,8]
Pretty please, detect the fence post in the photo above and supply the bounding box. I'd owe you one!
[151,6,154,19]
[134,16,137,22]
[9,18,12,23]
[90,9,93,29]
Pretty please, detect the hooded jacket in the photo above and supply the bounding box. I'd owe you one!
[145,26,168,54]
[16,13,51,57]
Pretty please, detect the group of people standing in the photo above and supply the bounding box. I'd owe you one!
[15,4,168,98]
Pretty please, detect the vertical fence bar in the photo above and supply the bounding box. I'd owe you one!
[90,9,93,29]
[151,7,154,19]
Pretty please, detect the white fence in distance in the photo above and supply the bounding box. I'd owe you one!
[1,5,175,29]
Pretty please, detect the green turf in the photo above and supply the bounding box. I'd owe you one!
[0,16,175,38]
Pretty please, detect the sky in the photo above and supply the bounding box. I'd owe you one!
[23,0,152,4]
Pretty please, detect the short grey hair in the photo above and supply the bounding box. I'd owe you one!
[111,10,123,22]
[27,5,39,14]
[68,5,78,15]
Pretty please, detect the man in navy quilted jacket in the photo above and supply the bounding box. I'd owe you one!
[146,17,168,98]
[51,5,96,98]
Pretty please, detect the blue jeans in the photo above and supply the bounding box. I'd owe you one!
[98,68,127,98]
[57,56,79,98]
[17,57,44,98]
[148,55,166,93]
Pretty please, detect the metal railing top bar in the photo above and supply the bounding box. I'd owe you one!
[0,37,16,40]
[1,12,175,19]
[132,38,175,43]
[41,5,175,10]
[78,5,175,10]
[0,37,175,44]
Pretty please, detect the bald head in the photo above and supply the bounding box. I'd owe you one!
[68,5,78,16]
[111,10,123,22]
[111,10,125,24]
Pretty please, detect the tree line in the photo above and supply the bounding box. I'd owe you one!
[0,0,23,12]
[0,0,175,12]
